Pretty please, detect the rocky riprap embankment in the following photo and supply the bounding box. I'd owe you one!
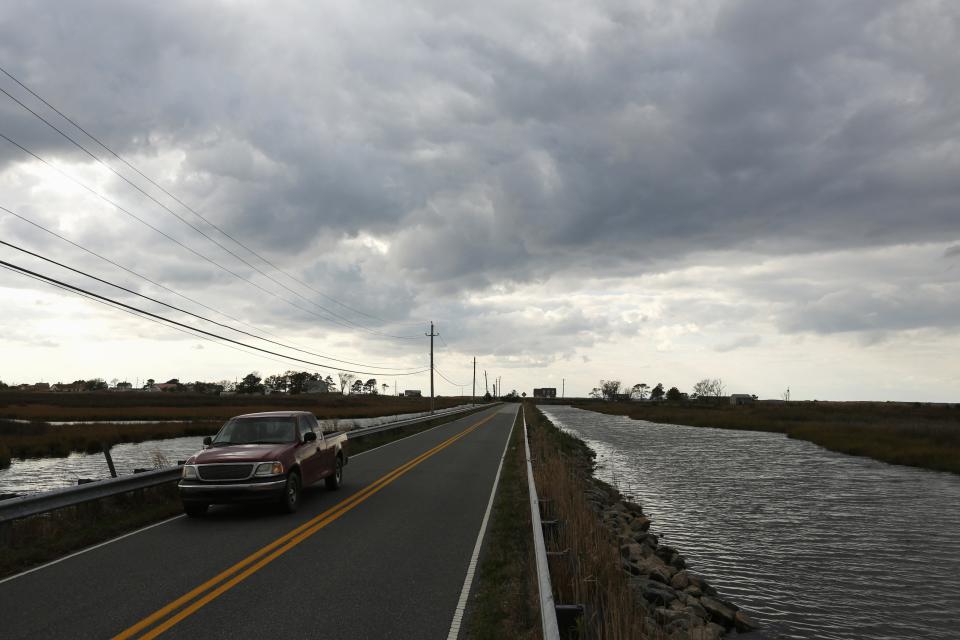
[584,483,759,639]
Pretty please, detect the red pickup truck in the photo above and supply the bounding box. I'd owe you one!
[178,411,348,516]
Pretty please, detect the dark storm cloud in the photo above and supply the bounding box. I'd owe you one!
[1,0,958,347]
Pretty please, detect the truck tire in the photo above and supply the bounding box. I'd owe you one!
[183,502,208,517]
[282,471,301,513]
[325,454,343,490]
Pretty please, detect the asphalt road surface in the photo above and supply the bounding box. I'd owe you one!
[0,404,518,639]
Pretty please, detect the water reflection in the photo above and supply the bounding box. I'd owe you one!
[540,405,960,640]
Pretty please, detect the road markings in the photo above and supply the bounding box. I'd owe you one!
[113,410,499,640]
[446,406,518,640]
[0,514,186,586]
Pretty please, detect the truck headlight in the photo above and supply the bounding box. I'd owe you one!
[254,461,283,477]
[182,465,198,479]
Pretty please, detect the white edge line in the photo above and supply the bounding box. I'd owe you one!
[446,405,519,640]
[0,513,186,586]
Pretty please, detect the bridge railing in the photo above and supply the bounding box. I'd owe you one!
[523,406,562,640]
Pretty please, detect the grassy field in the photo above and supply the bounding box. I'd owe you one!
[0,392,469,469]
[571,400,960,474]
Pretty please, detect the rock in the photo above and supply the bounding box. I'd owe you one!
[700,596,739,628]
[640,582,678,606]
[684,584,702,598]
[665,617,691,636]
[671,570,690,590]
[670,554,687,571]
[735,610,760,632]
[687,573,718,597]
[688,623,723,640]
[620,543,640,558]
[685,602,709,621]
[629,515,652,532]
[655,606,690,626]
[621,559,642,576]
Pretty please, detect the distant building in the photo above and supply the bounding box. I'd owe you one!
[533,388,557,399]
[304,379,331,394]
[114,382,133,392]
[730,394,756,406]
[404,389,422,397]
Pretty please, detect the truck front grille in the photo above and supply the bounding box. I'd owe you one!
[198,464,254,480]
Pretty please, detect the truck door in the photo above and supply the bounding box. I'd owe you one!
[310,414,336,475]
[298,415,322,486]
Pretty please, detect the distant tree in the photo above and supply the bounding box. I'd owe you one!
[484,391,492,401]
[692,378,725,399]
[288,371,313,394]
[363,378,378,394]
[650,383,665,401]
[382,383,389,395]
[265,374,288,393]
[522,391,527,397]
[324,375,335,388]
[146,378,155,388]
[600,380,622,401]
[165,378,179,385]
[237,372,264,394]
[666,386,682,402]
[338,373,356,394]
[589,387,603,399]
[350,379,364,394]
[631,383,649,400]
[217,379,235,393]
[84,378,107,391]
[0,380,8,390]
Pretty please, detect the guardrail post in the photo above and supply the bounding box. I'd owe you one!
[101,442,117,478]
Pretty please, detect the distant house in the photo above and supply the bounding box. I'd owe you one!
[114,382,133,392]
[143,385,161,393]
[51,382,84,393]
[404,390,422,397]
[304,379,331,394]
[31,382,51,392]
[730,394,756,406]
[155,383,179,392]
[533,387,557,399]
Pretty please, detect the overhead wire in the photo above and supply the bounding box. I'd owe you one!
[0,83,420,340]
[0,238,421,372]
[0,257,430,377]
[0,63,400,327]
[0,131,418,339]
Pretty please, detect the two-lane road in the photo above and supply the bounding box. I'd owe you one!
[0,404,518,639]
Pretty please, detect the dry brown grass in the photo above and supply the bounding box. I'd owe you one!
[526,403,655,639]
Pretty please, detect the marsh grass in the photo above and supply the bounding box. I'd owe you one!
[0,391,466,421]
[467,408,538,639]
[574,400,960,474]
[525,403,654,639]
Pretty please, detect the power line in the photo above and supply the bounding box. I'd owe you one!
[0,238,420,372]
[0,257,430,377]
[0,88,420,340]
[0,63,400,328]
[0,205,407,367]
[434,365,469,388]
[0,131,417,339]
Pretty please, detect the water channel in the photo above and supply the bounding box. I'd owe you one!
[539,405,960,640]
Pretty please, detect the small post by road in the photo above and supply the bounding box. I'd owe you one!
[472,357,476,405]
[101,442,117,478]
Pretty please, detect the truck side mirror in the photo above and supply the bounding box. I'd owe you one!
[203,436,213,446]
[303,432,317,443]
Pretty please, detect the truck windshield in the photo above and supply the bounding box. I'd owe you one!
[212,417,297,445]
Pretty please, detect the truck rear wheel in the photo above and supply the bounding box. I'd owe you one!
[282,471,301,513]
[325,455,343,490]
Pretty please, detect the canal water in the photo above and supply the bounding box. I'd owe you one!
[539,405,960,640]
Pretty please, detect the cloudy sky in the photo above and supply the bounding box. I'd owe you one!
[1,0,958,401]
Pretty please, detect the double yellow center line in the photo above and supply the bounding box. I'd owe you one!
[114,411,497,639]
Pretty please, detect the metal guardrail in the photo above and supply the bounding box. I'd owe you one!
[0,403,494,524]
[523,407,562,640]
[0,467,181,524]
[344,404,490,439]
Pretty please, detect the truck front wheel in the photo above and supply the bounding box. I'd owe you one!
[282,471,301,513]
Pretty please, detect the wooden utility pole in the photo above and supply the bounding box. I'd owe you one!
[473,357,476,405]
[562,378,565,398]
[426,321,438,413]
[484,370,488,397]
